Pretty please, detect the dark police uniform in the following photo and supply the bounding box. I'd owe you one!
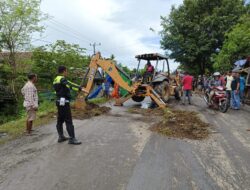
[53,75,81,143]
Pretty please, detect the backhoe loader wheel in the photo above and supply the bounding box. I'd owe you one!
[154,81,170,103]
[132,96,145,102]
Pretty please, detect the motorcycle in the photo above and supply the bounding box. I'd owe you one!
[203,86,229,113]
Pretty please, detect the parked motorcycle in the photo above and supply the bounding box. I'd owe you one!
[203,86,229,113]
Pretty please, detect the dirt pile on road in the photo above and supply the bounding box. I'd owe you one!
[129,107,209,140]
[71,103,111,120]
[150,109,209,140]
[128,107,164,116]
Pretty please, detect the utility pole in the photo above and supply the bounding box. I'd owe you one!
[90,42,101,55]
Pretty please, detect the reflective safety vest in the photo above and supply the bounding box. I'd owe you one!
[53,75,81,100]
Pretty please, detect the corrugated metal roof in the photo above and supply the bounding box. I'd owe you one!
[135,53,168,60]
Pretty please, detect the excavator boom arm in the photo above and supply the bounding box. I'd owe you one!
[82,53,134,95]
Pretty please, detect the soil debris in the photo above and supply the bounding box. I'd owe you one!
[71,103,111,120]
[150,109,209,140]
[128,107,163,116]
[128,107,209,140]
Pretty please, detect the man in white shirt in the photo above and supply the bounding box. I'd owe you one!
[21,73,38,135]
[225,71,233,101]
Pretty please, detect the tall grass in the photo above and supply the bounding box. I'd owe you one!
[0,101,56,144]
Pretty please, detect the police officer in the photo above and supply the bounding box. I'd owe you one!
[53,66,82,145]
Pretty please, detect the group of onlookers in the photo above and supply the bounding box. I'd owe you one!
[196,71,246,110]
[176,69,246,110]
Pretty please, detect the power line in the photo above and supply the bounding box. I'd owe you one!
[31,38,53,44]
[41,12,94,42]
[41,17,115,56]
[45,23,91,44]
[47,20,92,44]
[47,18,115,56]
[48,18,94,43]
[31,37,92,53]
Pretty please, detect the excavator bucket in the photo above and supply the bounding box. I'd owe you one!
[74,92,87,110]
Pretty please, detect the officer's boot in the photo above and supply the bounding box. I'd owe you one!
[67,125,81,145]
[56,124,69,143]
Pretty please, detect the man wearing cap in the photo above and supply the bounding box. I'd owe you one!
[208,72,222,105]
[53,66,82,145]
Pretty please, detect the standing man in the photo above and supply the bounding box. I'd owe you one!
[231,71,240,110]
[53,66,82,145]
[239,73,246,104]
[21,73,38,135]
[225,71,233,101]
[182,71,193,105]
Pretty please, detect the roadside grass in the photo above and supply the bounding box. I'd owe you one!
[0,97,109,144]
[0,101,56,144]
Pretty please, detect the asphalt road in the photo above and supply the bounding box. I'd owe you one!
[0,96,250,190]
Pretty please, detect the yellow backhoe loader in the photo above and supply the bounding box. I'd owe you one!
[78,52,174,108]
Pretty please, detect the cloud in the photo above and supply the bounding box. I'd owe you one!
[35,0,183,71]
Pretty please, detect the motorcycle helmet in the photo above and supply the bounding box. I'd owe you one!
[213,72,220,77]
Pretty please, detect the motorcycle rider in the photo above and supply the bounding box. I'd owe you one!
[208,72,223,105]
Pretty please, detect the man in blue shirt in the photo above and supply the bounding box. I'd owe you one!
[239,73,246,104]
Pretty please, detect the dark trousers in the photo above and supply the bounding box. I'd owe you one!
[182,90,191,104]
[56,103,75,139]
[226,90,231,100]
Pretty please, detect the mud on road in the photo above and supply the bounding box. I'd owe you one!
[0,96,250,190]
[129,107,209,140]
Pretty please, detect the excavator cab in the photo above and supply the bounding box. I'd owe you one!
[135,53,170,84]
[134,53,173,103]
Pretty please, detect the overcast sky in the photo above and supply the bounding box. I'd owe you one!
[34,0,183,70]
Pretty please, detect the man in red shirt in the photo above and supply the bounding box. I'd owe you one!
[143,61,155,83]
[146,61,154,73]
[182,71,193,105]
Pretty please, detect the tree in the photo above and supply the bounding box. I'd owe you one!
[110,54,115,60]
[160,0,246,74]
[0,0,47,93]
[214,14,250,71]
[32,40,89,89]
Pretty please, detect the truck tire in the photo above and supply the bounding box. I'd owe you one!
[132,96,145,102]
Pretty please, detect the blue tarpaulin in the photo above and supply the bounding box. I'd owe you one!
[87,75,113,99]
[234,59,247,67]
[88,86,103,99]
